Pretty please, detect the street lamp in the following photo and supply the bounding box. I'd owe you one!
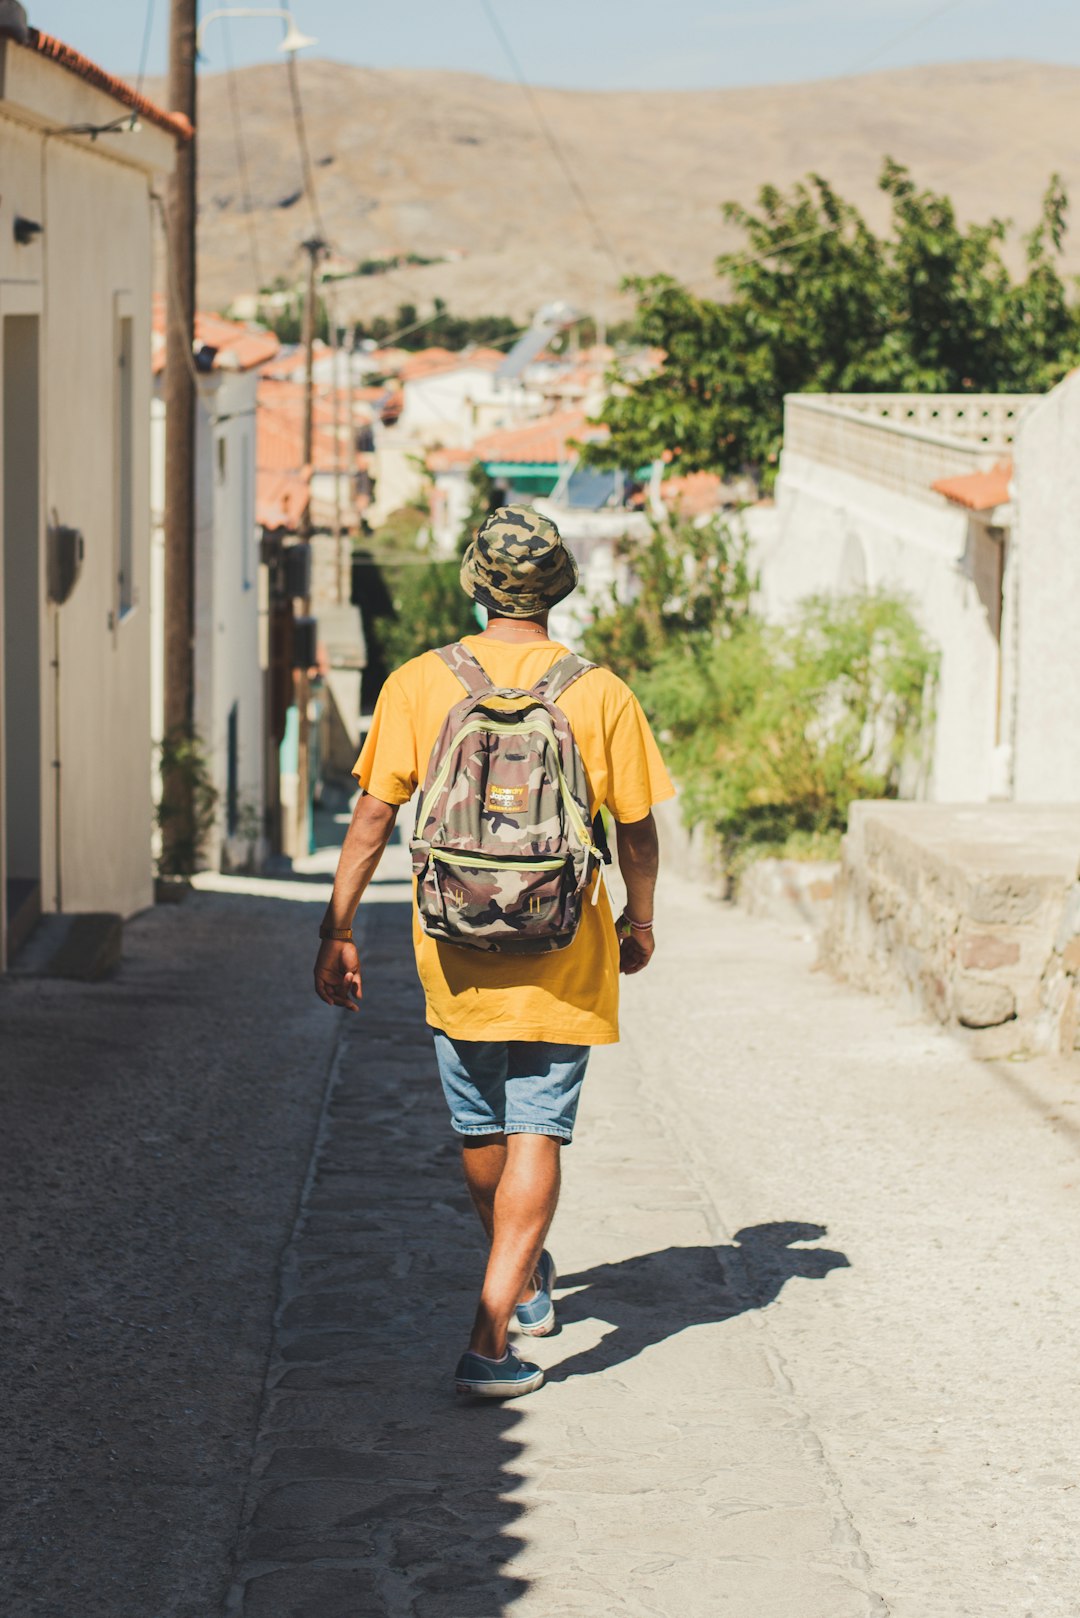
[195,6,317,57]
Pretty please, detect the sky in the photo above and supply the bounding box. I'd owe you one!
[28,0,1080,91]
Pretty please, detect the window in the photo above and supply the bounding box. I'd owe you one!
[117,312,134,615]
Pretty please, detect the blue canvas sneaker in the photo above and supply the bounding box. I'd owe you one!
[515,1248,557,1337]
[454,1346,545,1399]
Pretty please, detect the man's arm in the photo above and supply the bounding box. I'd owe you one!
[614,811,659,976]
[313,792,399,1009]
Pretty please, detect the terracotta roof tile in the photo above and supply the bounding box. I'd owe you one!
[399,345,506,383]
[660,471,725,515]
[256,469,309,532]
[932,460,1013,511]
[473,409,607,466]
[19,29,192,141]
[426,446,475,473]
[152,298,279,375]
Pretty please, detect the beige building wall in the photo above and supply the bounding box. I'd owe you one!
[1011,371,1080,801]
[766,440,1007,803]
[0,38,176,964]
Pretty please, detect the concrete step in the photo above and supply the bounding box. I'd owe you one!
[822,801,1080,1057]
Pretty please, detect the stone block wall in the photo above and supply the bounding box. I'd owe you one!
[736,858,840,935]
[822,802,1080,1057]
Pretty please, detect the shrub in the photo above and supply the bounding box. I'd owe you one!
[581,510,756,681]
[637,591,938,871]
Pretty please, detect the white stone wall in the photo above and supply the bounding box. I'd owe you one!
[398,366,499,446]
[0,54,175,963]
[152,369,266,870]
[762,448,1003,802]
[1011,371,1080,801]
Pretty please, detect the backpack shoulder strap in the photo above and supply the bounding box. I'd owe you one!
[532,652,595,707]
[435,642,494,698]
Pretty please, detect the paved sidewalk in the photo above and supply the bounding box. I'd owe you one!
[6,826,1078,1616]
[227,841,1080,1618]
[0,863,344,1618]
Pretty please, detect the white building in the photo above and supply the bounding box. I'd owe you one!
[762,393,1036,802]
[151,310,279,870]
[396,348,520,446]
[1008,368,1080,801]
[0,16,182,968]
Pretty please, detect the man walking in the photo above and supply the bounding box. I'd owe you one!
[314,506,673,1397]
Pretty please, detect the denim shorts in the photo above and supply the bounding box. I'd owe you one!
[432,1033,590,1145]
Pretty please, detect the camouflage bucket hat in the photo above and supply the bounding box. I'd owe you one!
[460,505,579,618]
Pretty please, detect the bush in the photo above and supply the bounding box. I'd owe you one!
[637,591,937,871]
[581,511,756,681]
[373,559,478,672]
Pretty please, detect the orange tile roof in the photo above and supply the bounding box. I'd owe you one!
[256,378,367,477]
[660,471,725,515]
[932,460,1013,511]
[256,469,309,533]
[427,446,475,473]
[399,346,506,383]
[473,409,607,465]
[17,29,192,141]
[152,298,279,375]
[397,347,457,382]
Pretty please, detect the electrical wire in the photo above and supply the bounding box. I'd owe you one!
[134,0,156,102]
[285,47,327,244]
[844,0,974,78]
[478,0,623,280]
[150,191,224,420]
[221,15,264,297]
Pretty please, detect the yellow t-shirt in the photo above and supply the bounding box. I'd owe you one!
[353,634,675,1045]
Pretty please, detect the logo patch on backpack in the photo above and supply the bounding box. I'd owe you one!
[411,642,603,955]
[486,784,526,814]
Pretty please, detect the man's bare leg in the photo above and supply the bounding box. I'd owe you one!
[461,1137,505,1240]
[461,1133,562,1358]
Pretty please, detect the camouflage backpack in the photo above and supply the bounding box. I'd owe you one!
[411,642,604,953]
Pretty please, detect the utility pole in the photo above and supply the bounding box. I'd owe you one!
[291,235,324,859]
[299,235,325,541]
[162,0,198,873]
[331,304,345,605]
[348,322,359,547]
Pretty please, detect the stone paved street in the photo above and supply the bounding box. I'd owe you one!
[4,827,1080,1615]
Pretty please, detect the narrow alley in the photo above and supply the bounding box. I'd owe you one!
[3,826,1078,1617]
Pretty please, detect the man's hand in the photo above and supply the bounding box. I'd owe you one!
[614,812,659,976]
[314,938,362,1010]
[618,923,655,975]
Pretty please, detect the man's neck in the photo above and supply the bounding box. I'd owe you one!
[480,614,552,643]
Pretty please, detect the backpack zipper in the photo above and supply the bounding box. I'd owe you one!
[430,849,566,873]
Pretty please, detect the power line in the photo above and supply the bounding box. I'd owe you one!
[134,0,156,101]
[844,0,974,77]
[478,0,623,280]
[285,47,327,244]
[221,15,264,297]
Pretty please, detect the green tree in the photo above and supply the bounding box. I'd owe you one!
[588,162,1080,481]
[372,559,477,672]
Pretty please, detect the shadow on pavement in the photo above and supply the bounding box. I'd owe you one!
[546,1222,850,1383]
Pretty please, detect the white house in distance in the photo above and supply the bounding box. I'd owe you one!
[0,13,183,970]
[151,308,279,870]
[759,392,1037,802]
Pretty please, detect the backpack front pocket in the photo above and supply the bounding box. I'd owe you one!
[418,849,578,952]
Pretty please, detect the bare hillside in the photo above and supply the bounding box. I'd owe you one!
[172,59,1080,320]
